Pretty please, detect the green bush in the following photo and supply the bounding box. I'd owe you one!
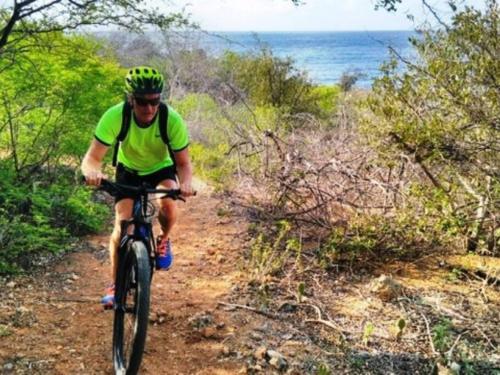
[0,162,109,274]
[319,206,457,267]
[219,50,336,118]
[362,1,499,253]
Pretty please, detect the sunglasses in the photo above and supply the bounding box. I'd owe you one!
[134,96,161,107]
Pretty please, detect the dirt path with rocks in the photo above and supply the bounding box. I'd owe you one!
[0,182,251,374]
[1,181,499,375]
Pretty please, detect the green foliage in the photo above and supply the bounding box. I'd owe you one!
[0,0,189,55]
[316,363,332,375]
[320,208,453,264]
[249,220,300,279]
[189,142,237,189]
[297,281,306,303]
[396,318,406,340]
[362,1,499,252]
[310,85,341,117]
[0,32,123,178]
[362,322,375,345]
[432,318,453,353]
[0,324,12,337]
[219,49,335,118]
[0,162,109,274]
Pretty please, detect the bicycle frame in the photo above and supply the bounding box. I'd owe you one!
[118,195,156,272]
[94,179,183,375]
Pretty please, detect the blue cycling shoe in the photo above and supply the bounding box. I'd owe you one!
[156,237,173,270]
[101,284,115,309]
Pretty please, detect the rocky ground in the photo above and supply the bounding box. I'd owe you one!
[0,182,498,374]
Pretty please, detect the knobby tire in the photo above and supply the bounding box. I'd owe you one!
[112,241,151,375]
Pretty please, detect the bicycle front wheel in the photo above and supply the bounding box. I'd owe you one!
[113,241,151,375]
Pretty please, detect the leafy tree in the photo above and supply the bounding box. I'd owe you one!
[363,0,499,252]
[0,0,188,54]
[219,49,324,116]
[0,32,123,178]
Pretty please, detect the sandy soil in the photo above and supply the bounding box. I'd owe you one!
[0,182,498,374]
[0,183,249,374]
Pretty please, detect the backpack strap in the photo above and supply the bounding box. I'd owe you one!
[158,102,177,171]
[112,101,132,167]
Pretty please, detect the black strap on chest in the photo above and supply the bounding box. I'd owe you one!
[112,102,175,169]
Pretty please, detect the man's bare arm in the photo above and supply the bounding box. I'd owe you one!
[173,148,194,196]
[81,139,109,186]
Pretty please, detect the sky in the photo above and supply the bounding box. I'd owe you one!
[171,0,486,31]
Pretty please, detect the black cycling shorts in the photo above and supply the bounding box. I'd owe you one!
[114,163,177,203]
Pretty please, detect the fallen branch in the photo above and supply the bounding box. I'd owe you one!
[473,325,497,351]
[445,330,468,361]
[301,303,348,340]
[217,301,280,319]
[420,312,438,356]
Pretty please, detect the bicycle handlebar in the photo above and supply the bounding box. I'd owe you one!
[83,177,186,201]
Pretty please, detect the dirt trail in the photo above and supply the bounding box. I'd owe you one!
[0,182,249,374]
[1,182,499,374]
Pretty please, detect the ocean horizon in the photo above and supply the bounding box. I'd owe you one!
[198,30,417,88]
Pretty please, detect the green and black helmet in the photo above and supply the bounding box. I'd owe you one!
[125,66,164,95]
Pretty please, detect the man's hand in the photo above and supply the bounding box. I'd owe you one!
[179,182,196,197]
[84,170,107,187]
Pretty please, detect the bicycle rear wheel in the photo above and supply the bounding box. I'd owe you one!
[113,241,151,375]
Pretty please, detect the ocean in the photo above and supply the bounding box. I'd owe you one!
[200,31,416,88]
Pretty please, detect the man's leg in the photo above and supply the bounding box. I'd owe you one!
[109,198,133,281]
[156,179,178,240]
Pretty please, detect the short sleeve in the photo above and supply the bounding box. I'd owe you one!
[94,103,123,146]
[167,106,190,151]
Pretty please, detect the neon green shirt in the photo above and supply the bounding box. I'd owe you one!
[94,102,189,175]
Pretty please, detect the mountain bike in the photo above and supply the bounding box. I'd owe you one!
[97,179,184,375]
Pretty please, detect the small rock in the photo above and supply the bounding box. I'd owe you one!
[221,346,231,356]
[3,363,14,371]
[200,326,217,339]
[207,249,216,256]
[449,362,461,374]
[6,281,16,288]
[369,274,402,302]
[253,346,267,360]
[278,302,297,313]
[70,274,80,281]
[216,322,226,329]
[156,309,167,318]
[254,323,270,333]
[436,363,453,375]
[215,254,226,264]
[267,349,285,359]
[188,312,213,329]
[269,356,287,371]
[230,284,240,292]
[250,331,263,341]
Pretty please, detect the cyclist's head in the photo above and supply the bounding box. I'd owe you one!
[125,66,164,95]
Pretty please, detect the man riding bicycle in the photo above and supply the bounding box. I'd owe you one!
[81,66,194,307]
